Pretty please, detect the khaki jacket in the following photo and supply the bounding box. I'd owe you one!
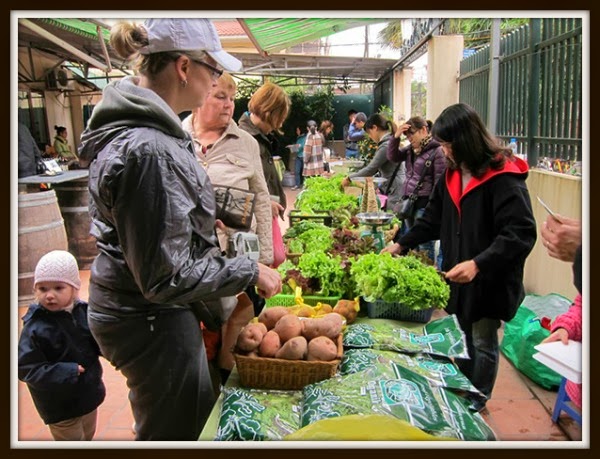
[182,116,273,265]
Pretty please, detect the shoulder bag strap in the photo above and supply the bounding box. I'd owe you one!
[384,162,402,195]
[411,149,439,196]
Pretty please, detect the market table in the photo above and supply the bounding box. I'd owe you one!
[198,313,449,441]
[18,169,90,190]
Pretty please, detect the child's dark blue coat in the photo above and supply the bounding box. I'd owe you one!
[18,300,106,424]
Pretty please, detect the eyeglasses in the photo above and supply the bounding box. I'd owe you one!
[191,59,223,80]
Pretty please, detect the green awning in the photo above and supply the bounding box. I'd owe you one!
[39,18,110,42]
[239,18,385,55]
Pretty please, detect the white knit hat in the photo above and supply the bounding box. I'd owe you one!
[34,250,81,290]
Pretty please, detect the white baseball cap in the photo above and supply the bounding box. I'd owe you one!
[139,18,242,72]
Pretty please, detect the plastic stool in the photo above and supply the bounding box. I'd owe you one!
[552,377,582,426]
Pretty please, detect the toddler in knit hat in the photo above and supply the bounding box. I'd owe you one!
[19,250,105,440]
[33,250,81,312]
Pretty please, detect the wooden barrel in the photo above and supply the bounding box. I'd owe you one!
[54,178,98,270]
[18,190,69,307]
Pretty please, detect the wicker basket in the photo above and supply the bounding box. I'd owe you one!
[363,298,434,323]
[234,335,343,390]
[265,294,341,308]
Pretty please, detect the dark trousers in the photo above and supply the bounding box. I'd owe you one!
[88,308,215,440]
[246,284,266,317]
[454,317,502,399]
[400,206,442,267]
[294,156,304,188]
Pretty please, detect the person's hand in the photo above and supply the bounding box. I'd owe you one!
[255,263,283,299]
[341,177,351,187]
[540,215,581,262]
[77,365,85,375]
[541,327,570,345]
[394,123,411,139]
[215,219,227,231]
[271,201,284,220]
[381,242,402,255]
[445,260,479,283]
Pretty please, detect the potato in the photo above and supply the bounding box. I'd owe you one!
[301,315,342,341]
[258,330,281,357]
[333,299,360,324]
[236,322,268,352]
[273,314,303,343]
[321,313,345,338]
[258,306,292,330]
[314,303,333,316]
[307,336,338,361]
[290,304,316,317]
[275,336,308,360]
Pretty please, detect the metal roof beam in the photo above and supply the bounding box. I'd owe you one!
[239,71,375,85]
[256,65,358,72]
[95,25,112,73]
[243,61,274,72]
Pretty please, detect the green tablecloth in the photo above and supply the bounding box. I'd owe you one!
[197,314,442,441]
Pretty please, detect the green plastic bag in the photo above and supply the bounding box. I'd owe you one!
[500,305,563,390]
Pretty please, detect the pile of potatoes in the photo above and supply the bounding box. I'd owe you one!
[276,298,359,324]
[235,306,344,362]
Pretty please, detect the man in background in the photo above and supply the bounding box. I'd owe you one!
[343,109,359,159]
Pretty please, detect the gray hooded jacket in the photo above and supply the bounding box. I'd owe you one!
[78,76,258,318]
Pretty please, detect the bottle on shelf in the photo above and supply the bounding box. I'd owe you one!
[508,138,518,156]
[508,137,527,163]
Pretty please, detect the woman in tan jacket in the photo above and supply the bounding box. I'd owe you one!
[182,72,273,266]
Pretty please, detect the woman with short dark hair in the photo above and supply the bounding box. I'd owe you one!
[386,115,446,265]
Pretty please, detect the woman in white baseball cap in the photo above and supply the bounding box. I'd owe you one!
[78,19,283,441]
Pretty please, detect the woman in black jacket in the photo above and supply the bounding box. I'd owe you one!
[78,19,282,441]
[383,103,537,411]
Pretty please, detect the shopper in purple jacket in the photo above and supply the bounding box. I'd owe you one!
[387,116,446,267]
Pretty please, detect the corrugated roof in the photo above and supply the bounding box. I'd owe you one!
[239,18,385,55]
[39,18,110,42]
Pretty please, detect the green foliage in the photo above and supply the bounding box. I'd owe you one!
[379,18,530,51]
[358,137,377,163]
[445,18,529,49]
[377,104,394,120]
[297,252,346,297]
[295,175,359,213]
[411,81,427,117]
[306,86,335,123]
[235,77,261,101]
[282,90,312,144]
[350,253,450,310]
[377,21,403,50]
